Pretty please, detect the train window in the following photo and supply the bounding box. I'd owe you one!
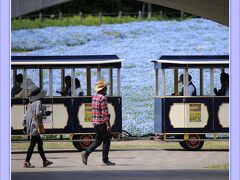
[50,69,60,96]
[203,69,211,96]
[188,69,200,96]
[165,69,174,96]
[90,69,97,96]
[42,69,50,96]
[214,68,229,96]
[214,69,222,91]
[26,69,39,87]
[75,68,86,96]
[99,68,110,95]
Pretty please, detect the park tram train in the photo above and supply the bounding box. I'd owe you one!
[152,55,229,151]
[11,55,123,151]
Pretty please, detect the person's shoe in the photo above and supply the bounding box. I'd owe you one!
[23,161,35,168]
[82,151,88,165]
[43,160,53,167]
[102,160,115,166]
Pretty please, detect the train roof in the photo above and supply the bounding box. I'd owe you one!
[11,55,124,68]
[152,55,229,68]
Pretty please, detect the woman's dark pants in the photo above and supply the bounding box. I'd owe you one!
[86,123,111,162]
[25,135,47,162]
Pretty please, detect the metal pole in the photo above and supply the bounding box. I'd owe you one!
[39,13,43,22]
[79,12,83,23]
[174,68,178,95]
[13,69,17,85]
[39,68,43,89]
[87,68,91,96]
[109,68,113,96]
[180,11,184,21]
[138,11,142,19]
[117,68,121,96]
[59,12,63,20]
[147,3,152,19]
[99,12,102,24]
[184,68,189,96]
[200,68,203,96]
[160,11,163,17]
[61,69,65,93]
[155,69,159,96]
[118,11,122,18]
[23,69,27,98]
[71,68,76,96]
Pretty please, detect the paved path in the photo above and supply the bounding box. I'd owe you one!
[11,149,229,180]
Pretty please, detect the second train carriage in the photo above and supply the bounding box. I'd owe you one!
[152,55,229,150]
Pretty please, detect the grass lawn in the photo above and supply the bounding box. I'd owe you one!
[11,139,229,151]
[205,164,229,170]
[11,15,192,30]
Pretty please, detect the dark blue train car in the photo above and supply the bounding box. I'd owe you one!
[152,55,229,150]
[11,55,123,151]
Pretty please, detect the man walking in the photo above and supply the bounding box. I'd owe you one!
[81,80,115,166]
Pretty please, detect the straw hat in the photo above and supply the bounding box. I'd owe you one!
[29,87,47,102]
[21,78,39,96]
[94,80,108,92]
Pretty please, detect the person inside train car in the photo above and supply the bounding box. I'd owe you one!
[172,74,196,96]
[214,72,229,96]
[11,73,23,97]
[13,76,38,98]
[22,86,53,168]
[75,78,84,96]
[56,75,71,96]
[57,76,84,96]
[178,74,197,96]
[81,80,115,166]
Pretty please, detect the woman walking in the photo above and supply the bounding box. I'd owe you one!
[22,86,53,168]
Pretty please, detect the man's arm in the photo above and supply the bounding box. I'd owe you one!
[100,96,110,126]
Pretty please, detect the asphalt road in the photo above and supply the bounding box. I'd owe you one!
[11,149,229,180]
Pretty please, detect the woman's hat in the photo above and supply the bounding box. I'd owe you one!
[29,87,47,102]
[94,80,108,92]
[20,78,38,96]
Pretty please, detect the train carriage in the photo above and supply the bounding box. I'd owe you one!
[11,55,124,151]
[152,55,229,150]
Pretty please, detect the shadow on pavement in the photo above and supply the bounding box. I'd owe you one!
[12,169,229,180]
[12,148,229,154]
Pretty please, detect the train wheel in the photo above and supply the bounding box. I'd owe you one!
[179,134,204,151]
[72,134,94,152]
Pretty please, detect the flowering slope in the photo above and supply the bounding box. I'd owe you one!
[12,19,229,135]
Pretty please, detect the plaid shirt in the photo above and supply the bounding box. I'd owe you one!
[92,93,109,125]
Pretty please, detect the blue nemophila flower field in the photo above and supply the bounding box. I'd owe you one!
[12,18,229,135]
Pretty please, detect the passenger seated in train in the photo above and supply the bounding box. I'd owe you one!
[11,73,23,97]
[75,78,84,96]
[214,72,229,96]
[56,76,71,96]
[12,75,37,98]
[172,74,196,96]
[57,76,84,96]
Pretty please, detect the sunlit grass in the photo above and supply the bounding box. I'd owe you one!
[11,15,190,30]
[205,163,229,170]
